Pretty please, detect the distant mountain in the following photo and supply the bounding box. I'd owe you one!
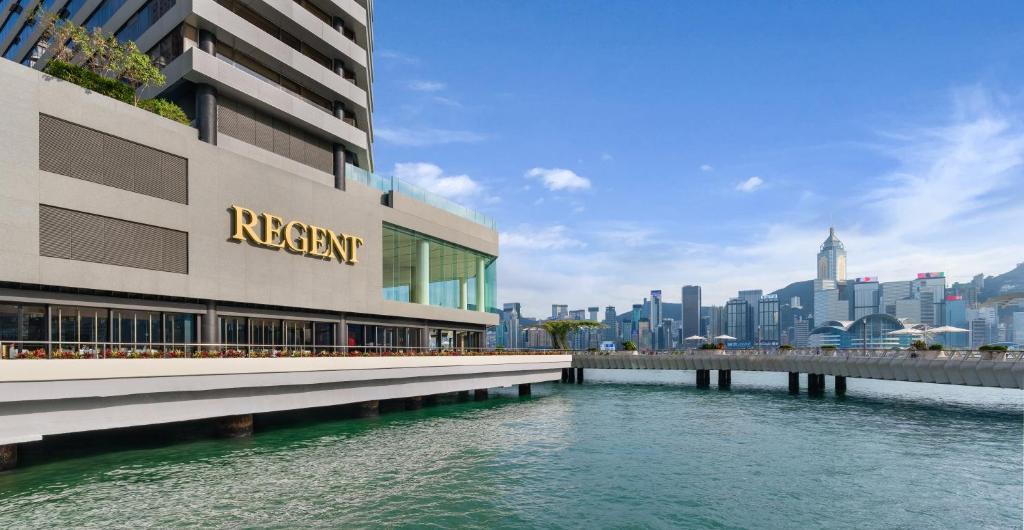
[771,279,815,330]
[980,262,1024,302]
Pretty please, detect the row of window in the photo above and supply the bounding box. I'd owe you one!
[0,303,484,352]
[382,224,498,312]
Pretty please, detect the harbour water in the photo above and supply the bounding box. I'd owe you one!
[0,371,1020,529]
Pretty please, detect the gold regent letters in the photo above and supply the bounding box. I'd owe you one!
[230,205,363,264]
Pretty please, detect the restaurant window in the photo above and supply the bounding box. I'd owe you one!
[51,306,110,350]
[0,304,47,354]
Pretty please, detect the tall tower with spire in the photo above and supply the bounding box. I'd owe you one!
[817,227,847,282]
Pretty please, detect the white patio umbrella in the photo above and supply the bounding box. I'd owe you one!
[684,335,706,341]
[886,329,923,336]
[927,326,970,333]
[713,335,737,341]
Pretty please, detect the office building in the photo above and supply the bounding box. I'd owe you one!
[913,272,946,326]
[588,306,599,321]
[894,298,922,324]
[649,290,663,330]
[814,284,850,325]
[568,309,585,321]
[757,294,780,345]
[0,2,500,356]
[681,285,701,339]
[852,277,880,319]
[970,318,989,348]
[551,304,568,319]
[941,296,968,348]
[793,317,810,347]
[498,303,522,349]
[726,298,749,343]
[816,227,847,282]
[602,306,618,342]
[631,304,642,341]
[880,281,911,316]
[1014,312,1024,345]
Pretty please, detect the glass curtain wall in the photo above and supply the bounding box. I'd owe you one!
[0,304,47,355]
[382,224,497,312]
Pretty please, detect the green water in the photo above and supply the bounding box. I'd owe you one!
[0,371,1020,529]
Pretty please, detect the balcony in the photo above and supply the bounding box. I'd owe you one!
[346,164,497,230]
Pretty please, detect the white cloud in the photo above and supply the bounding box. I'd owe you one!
[501,225,585,250]
[498,87,1024,317]
[408,80,446,92]
[377,49,419,64]
[735,176,764,192]
[376,128,486,146]
[525,167,591,191]
[700,164,714,172]
[600,153,613,161]
[393,162,481,199]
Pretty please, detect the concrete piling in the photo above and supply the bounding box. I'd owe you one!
[357,400,380,417]
[835,376,847,396]
[696,369,711,388]
[0,444,16,471]
[718,369,732,389]
[518,383,532,396]
[474,389,489,401]
[215,414,253,438]
[789,372,800,395]
[575,367,584,384]
[404,396,423,410]
[566,368,577,384]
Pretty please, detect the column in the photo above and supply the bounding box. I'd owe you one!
[404,396,423,410]
[475,258,486,312]
[696,369,710,388]
[718,369,731,389]
[518,383,531,396]
[356,400,379,418]
[561,368,569,383]
[576,367,584,384]
[459,278,468,310]
[215,414,253,438]
[415,240,430,305]
[474,389,488,401]
[0,444,16,471]
[335,318,347,354]
[202,301,218,347]
[835,376,847,396]
[196,29,217,145]
[788,372,800,394]
[566,367,576,383]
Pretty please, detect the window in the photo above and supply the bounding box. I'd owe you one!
[50,306,110,350]
[382,224,497,312]
[115,0,176,43]
[0,304,47,354]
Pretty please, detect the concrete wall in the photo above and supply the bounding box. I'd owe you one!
[0,355,571,443]
[0,60,497,326]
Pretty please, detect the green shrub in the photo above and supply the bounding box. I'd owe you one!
[44,59,134,103]
[820,345,837,350]
[910,340,927,350]
[978,345,1008,352]
[699,343,717,350]
[622,340,637,351]
[779,344,794,350]
[139,98,190,125]
[928,343,943,351]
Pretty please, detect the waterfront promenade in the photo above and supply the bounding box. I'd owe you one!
[571,349,1024,390]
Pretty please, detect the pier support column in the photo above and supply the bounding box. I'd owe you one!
[404,396,423,410]
[424,395,440,406]
[835,376,847,396]
[216,414,253,438]
[576,367,584,384]
[566,368,577,384]
[560,368,569,383]
[696,369,710,388]
[718,369,731,389]
[474,389,489,401]
[519,383,532,396]
[808,374,825,396]
[356,400,380,418]
[788,372,800,395]
[457,391,470,401]
[0,444,16,471]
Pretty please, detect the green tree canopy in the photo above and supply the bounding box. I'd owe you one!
[538,320,603,350]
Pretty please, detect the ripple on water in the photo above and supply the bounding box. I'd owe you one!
[0,372,1020,529]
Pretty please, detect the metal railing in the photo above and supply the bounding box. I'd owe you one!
[571,348,1024,362]
[0,342,573,360]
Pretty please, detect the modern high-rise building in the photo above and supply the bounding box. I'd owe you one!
[738,289,762,340]
[880,281,912,316]
[852,277,880,319]
[602,306,618,342]
[757,294,780,344]
[9,0,375,173]
[498,303,522,349]
[0,3,501,355]
[551,304,568,319]
[792,316,810,347]
[568,309,585,321]
[942,296,968,348]
[970,318,989,348]
[725,298,749,342]
[814,283,850,325]
[681,285,701,339]
[587,306,599,321]
[1013,312,1024,345]
[649,290,663,330]
[816,227,847,282]
[913,273,946,326]
[631,304,642,341]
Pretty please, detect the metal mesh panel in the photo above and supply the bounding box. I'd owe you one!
[217,97,334,173]
[39,205,189,274]
[38,114,189,204]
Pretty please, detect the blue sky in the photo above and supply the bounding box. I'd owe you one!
[371,1,1024,317]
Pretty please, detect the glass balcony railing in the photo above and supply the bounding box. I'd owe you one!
[346,164,497,230]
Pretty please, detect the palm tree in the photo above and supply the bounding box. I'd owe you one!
[538,320,604,350]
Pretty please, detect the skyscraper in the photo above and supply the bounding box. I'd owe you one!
[650,290,663,329]
[603,306,619,342]
[551,304,568,319]
[758,294,780,344]
[726,298,749,342]
[738,289,762,341]
[631,304,642,342]
[816,227,847,282]
[852,277,880,319]
[682,285,701,339]
[913,272,947,326]
[588,306,600,321]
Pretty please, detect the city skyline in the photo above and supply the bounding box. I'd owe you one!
[372,2,1024,317]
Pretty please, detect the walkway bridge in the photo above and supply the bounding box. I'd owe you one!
[568,350,1024,393]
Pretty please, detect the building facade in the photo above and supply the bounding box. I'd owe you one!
[757,294,780,345]
[681,285,701,340]
[816,227,847,282]
[0,33,499,357]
